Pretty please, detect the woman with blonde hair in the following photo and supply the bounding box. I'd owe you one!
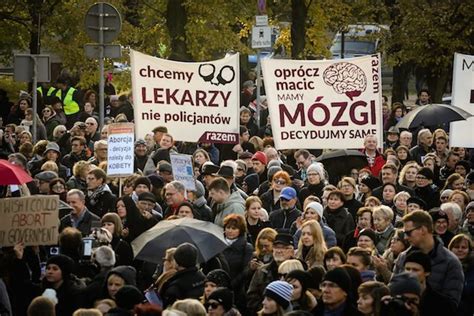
[248,228,278,278]
[171,299,206,316]
[41,160,59,174]
[398,162,420,189]
[278,259,304,279]
[296,220,327,268]
[66,160,94,192]
[442,173,465,191]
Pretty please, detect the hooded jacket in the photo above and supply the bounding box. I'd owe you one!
[324,206,355,246]
[213,190,246,227]
[101,265,137,299]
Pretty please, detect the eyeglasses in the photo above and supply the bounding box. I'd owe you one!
[237,168,245,172]
[58,130,66,134]
[206,302,221,310]
[404,226,421,236]
[274,179,286,185]
[416,175,427,180]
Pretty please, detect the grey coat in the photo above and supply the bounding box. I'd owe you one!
[393,236,464,307]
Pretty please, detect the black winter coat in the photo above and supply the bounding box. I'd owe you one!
[324,206,355,246]
[160,266,205,308]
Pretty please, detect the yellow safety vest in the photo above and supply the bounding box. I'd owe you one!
[62,87,80,115]
[37,86,57,97]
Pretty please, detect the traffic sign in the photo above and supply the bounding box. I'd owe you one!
[85,2,122,44]
[252,26,272,49]
[14,55,50,82]
[85,44,122,59]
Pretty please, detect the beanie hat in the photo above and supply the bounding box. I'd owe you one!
[264,281,293,309]
[238,151,253,160]
[192,180,206,198]
[252,151,267,165]
[466,201,474,212]
[307,266,325,290]
[286,270,311,292]
[208,287,234,312]
[243,173,259,194]
[134,139,147,147]
[358,228,377,243]
[115,285,144,310]
[41,289,58,306]
[205,269,231,288]
[134,176,151,190]
[138,192,156,203]
[323,267,352,295]
[405,251,431,273]
[94,245,116,268]
[267,166,282,180]
[361,175,381,191]
[147,174,165,188]
[306,202,324,221]
[174,243,198,268]
[429,209,449,224]
[158,161,173,173]
[389,272,421,297]
[307,163,325,180]
[235,160,247,174]
[46,255,74,279]
[417,167,434,181]
[267,160,282,169]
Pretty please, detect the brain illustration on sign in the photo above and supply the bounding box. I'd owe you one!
[323,62,367,100]
[199,64,235,86]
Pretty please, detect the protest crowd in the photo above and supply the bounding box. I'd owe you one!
[0,73,474,316]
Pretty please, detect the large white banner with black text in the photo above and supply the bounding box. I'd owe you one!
[131,50,240,143]
[262,55,383,149]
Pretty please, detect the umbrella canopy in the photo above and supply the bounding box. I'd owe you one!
[0,159,33,185]
[315,150,368,184]
[131,217,228,264]
[396,103,472,130]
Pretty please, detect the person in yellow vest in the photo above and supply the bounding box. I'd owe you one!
[55,76,82,129]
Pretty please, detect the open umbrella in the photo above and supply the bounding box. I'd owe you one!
[0,159,33,185]
[396,103,472,130]
[131,217,228,264]
[315,150,368,184]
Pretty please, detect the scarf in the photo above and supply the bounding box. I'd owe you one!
[87,183,111,206]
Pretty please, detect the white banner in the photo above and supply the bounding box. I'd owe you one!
[450,53,474,147]
[131,50,240,143]
[107,123,135,176]
[262,55,383,149]
[170,153,196,191]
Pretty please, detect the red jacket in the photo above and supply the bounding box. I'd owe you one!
[360,149,385,177]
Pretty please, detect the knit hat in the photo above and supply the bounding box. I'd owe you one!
[243,173,259,193]
[322,267,352,295]
[235,160,247,173]
[138,192,156,203]
[407,197,427,210]
[360,175,381,191]
[429,209,449,224]
[417,167,434,181]
[389,272,421,297]
[305,202,323,221]
[267,166,282,180]
[252,151,267,165]
[267,160,282,169]
[201,163,219,176]
[158,161,173,173]
[208,287,234,312]
[115,285,144,310]
[205,269,231,288]
[42,289,58,306]
[358,228,377,243]
[307,163,324,178]
[134,176,151,190]
[147,174,164,188]
[264,281,293,309]
[405,251,431,273]
[46,255,74,279]
[44,142,60,155]
[307,266,325,290]
[280,187,297,200]
[134,139,147,147]
[174,243,198,268]
[191,180,206,198]
[286,270,311,292]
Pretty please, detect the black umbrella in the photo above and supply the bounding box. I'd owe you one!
[131,218,228,264]
[315,149,368,184]
[396,103,472,130]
